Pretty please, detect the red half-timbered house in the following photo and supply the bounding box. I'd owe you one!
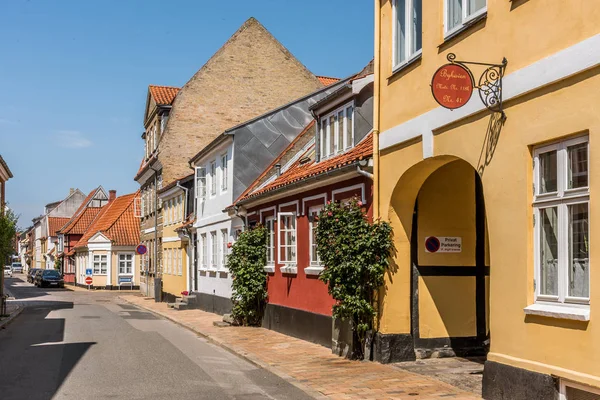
[231,72,374,347]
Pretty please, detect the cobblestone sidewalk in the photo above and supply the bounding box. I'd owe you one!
[120,295,480,400]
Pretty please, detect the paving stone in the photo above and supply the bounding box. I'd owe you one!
[120,295,481,400]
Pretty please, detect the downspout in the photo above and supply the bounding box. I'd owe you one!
[356,165,374,180]
[373,0,381,220]
[149,166,160,298]
[176,181,193,292]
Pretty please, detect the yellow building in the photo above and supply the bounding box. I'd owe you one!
[158,174,194,303]
[374,1,600,398]
[73,191,141,289]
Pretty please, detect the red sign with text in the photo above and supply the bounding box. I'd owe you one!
[431,64,473,109]
[85,276,93,285]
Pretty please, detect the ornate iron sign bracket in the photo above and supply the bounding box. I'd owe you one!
[446,53,507,114]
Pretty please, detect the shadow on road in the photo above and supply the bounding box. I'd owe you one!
[0,300,96,400]
[4,275,73,300]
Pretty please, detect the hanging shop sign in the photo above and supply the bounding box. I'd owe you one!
[431,64,473,109]
[431,53,507,113]
[425,236,462,253]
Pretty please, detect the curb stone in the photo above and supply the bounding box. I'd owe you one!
[118,296,328,400]
[0,305,23,330]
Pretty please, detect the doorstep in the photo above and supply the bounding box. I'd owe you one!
[119,295,481,400]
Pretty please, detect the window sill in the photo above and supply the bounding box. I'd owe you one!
[524,303,590,321]
[440,12,487,45]
[263,266,275,273]
[280,265,297,274]
[304,266,324,276]
[389,52,422,80]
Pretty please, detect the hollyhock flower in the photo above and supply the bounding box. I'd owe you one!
[328,212,333,216]
[357,201,363,207]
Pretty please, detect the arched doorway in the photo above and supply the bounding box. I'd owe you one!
[388,157,490,359]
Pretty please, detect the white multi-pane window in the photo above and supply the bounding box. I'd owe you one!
[265,217,275,265]
[393,0,422,70]
[177,195,183,222]
[119,254,133,275]
[309,206,324,266]
[319,103,354,160]
[210,231,217,268]
[177,248,182,276]
[221,154,228,192]
[533,136,589,305]
[200,234,207,269]
[278,212,297,264]
[93,254,107,275]
[220,229,228,268]
[210,161,217,196]
[196,167,206,202]
[445,0,486,37]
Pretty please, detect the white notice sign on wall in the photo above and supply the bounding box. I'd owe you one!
[425,236,462,253]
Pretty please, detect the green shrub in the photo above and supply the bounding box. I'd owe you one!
[227,225,268,326]
[316,198,394,359]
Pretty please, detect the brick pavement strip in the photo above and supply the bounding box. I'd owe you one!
[119,295,481,400]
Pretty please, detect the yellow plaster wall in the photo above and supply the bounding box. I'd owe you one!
[377,0,600,133]
[379,70,600,383]
[161,243,188,297]
[110,250,140,287]
[419,276,477,338]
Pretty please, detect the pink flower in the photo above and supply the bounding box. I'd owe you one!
[335,218,339,222]
[327,200,331,205]
[357,201,363,207]
[328,212,333,216]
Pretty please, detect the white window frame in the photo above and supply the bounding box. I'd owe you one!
[220,229,228,269]
[308,205,323,267]
[559,379,600,400]
[195,167,207,202]
[210,161,217,197]
[392,0,423,71]
[118,253,134,275]
[93,254,107,275]
[178,195,183,222]
[532,135,590,307]
[200,234,207,270]
[265,216,275,267]
[177,248,182,276]
[277,212,297,267]
[444,0,487,39]
[210,231,217,269]
[221,153,228,192]
[319,102,355,160]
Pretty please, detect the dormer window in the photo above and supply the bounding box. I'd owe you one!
[319,102,354,160]
[160,113,169,134]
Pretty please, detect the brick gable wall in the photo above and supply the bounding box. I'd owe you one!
[158,17,323,185]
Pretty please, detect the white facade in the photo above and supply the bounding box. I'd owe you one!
[193,138,242,300]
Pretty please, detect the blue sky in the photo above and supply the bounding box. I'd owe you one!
[0,0,374,228]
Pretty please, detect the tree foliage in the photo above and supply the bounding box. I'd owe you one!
[0,209,18,266]
[316,198,394,359]
[227,225,268,326]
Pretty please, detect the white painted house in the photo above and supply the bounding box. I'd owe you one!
[189,81,347,314]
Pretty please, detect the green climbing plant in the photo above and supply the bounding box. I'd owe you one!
[227,225,268,326]
[316,197,394,359]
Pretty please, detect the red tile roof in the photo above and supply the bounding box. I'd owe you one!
[77,192,140,248]
[58,187,102,234]
[239,131,373,202]
[48,217,71,237]
[149,85,180,105]
[317,76,340,86]
[66,207,103,235]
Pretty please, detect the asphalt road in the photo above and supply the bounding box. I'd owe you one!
[0,274,314,400]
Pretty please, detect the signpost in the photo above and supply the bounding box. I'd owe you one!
[85,276,93,287]
[425,236,462,253]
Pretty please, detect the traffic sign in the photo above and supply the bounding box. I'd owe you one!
[85,268,92,276]
[425,236,441,253]
[136,244,147,255]
[85,276,93,285]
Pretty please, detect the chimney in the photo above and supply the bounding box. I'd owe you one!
[69,188,75,195]
[275,164,281,177]
[109,190,117,202]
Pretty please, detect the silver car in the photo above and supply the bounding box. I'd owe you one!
[3,265,12,277]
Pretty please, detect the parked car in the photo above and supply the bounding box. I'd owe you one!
[34,269,64,288]
[27,268,40,283]
[3,265,12,278]
[11,262,23,273]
